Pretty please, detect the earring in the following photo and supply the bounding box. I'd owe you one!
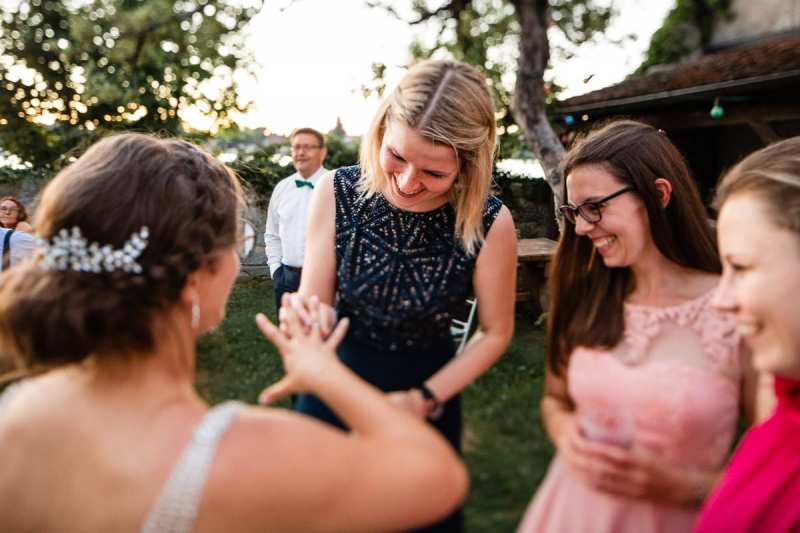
[191,298,200,331]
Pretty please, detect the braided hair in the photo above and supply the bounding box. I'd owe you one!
[0,133,242,367]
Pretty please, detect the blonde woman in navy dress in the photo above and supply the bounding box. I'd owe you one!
[284,59,518,532]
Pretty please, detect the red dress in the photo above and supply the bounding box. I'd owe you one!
[694,376,800,533]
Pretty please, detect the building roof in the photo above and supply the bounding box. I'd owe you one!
[557,33,800,113]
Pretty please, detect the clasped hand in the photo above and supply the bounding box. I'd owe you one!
[559,420,705,506]
[256,294,349,404]
[277,292,338,338]
[274,292,433,420]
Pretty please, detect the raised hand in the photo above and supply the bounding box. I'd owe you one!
[279,292,337,338]
[256,294,349,405]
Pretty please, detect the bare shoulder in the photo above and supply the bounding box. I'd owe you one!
[199,405,359,530]
[209,404,356,488]
[313,170,336,201]
[479,205,517,266]
[484,205,516,241]
[491,204,514,227]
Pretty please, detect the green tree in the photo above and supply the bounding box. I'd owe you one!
[0,0,262,169]
[367,0,616,228]
[637,0,731,73]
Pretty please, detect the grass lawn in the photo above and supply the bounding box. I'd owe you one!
[196,278,554,532]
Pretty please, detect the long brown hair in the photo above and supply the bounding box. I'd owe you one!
[0,133,242,370]
[547,120,720,374]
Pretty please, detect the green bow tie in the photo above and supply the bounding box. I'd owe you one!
[295,179,314,189]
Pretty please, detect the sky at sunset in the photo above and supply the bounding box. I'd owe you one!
[229,0,674,136]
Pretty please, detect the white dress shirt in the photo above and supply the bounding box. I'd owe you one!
[264,166,327,277]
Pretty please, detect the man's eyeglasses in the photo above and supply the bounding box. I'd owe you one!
[291,144,322,152]
[559,186,635,224]
[0,206,19,214]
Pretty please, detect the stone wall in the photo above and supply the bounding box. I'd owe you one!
[0,171,559,278]
[712,0,800,45]
[492,175,558,239]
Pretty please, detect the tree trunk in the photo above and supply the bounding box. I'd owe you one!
[510,0,565,234]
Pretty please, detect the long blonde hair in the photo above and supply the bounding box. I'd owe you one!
[359,59,497,256]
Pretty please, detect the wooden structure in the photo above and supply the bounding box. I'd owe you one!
[517,237,558,317]
[554,32,800,204]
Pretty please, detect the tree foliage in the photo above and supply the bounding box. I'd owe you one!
[0,0,262,168]
[366,0,617,232]
[367,0,614,160]
[636,0,732,74]
[227,132,361,206]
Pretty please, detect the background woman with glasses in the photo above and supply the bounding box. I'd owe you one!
[0,196,33,232]
[517,120,771,533]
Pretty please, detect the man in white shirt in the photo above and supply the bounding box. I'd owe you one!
[265,127,327,312]
[0,227,35,271]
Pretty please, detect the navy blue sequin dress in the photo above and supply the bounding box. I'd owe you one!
[295,165,502,531]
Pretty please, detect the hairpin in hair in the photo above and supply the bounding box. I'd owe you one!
[36,226,149,274]
[657,128,666,135]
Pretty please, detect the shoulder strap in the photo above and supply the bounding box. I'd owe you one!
[481,196,503,235]
[140,401,245,533]
[2,229,15,271]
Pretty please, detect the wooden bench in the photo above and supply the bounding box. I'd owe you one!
[517,237,558,317]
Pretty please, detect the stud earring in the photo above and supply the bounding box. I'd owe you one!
[191,298,200,331]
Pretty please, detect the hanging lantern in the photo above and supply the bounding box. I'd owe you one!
[710,97,724,119]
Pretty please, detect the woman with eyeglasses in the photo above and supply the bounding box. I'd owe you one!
[0,196,33,232]
[517,120,771,533]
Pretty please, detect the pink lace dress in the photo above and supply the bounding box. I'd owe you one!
[518,290,742,533]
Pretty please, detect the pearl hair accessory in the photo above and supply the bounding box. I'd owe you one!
[36,226,149,274]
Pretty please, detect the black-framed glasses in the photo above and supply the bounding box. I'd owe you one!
[559,186,635,224]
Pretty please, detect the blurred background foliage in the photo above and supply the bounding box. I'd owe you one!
[0,0,262,169]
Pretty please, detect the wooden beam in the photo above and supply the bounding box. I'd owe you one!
[748,121,781,143]
[636,103,800,130]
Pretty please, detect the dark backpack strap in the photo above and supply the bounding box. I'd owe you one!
[2,229,15,270]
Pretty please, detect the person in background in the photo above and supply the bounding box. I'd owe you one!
[285,59,518,533]
[695,136,800,532]
[0,196,33,232]
[518,120,770,533]
[0,226,35,272]
[0,133,467,533]
[264,128,327,313]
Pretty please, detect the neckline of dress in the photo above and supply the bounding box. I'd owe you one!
[378,191,452,216]
[623,286,715,312]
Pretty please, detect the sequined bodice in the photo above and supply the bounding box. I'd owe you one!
[334,166,502,352]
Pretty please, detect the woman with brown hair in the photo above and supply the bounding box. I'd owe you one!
[0,196,33,232]
[0,133,467,532]
[517,120,769,533]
